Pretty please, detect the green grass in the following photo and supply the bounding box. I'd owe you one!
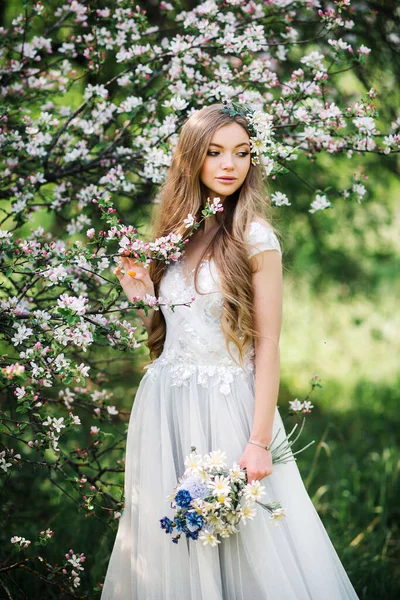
[277,277,400,599]
[292,405,400,599]
[280,276,399,411]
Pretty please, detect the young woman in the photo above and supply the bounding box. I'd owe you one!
[101,104,359,599]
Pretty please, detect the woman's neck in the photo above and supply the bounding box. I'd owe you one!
[203,215,219,234]
[202,192,226,234]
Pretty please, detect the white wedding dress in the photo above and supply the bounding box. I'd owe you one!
[101,221,359,600]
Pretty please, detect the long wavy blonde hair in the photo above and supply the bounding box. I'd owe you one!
[148,104,279,363]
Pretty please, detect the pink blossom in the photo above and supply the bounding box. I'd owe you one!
[358,45,371,56]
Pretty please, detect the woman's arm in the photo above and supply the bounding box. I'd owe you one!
[135,307,155,337]
[238,249,283,482]
[114,256,156,336]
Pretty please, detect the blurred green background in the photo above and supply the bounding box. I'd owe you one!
[1,1,399,598]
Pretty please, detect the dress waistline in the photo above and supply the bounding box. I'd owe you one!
[144,354,254,396]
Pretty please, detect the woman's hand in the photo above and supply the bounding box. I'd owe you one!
[114,256,155,304]
[239,443,273,483]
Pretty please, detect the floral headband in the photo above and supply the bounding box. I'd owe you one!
[221,99,274,166]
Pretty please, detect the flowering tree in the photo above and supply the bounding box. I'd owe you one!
[0,0,396,595]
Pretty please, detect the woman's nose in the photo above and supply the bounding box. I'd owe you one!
[220,154,235,169]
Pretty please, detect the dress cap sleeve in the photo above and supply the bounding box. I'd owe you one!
[247,220,282,258]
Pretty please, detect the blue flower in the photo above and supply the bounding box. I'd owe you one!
[174,514,186,532]
[175,489,192,508]
[180,476,210,499]
[160,517,174,534]
[185,530,199,540]
[186,512,204,532]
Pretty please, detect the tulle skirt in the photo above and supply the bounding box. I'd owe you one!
[101,364,359,600]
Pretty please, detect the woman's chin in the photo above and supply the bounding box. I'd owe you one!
[208,184,240,198]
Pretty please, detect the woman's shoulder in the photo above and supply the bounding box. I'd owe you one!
[247,216,282,258]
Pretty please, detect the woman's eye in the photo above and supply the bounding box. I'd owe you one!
[207,151,249,157]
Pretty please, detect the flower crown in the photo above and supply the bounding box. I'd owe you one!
[221,99,274,166]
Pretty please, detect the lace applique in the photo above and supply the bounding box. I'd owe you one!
[145,351,253,396]
[160,262,193,304]
[151,247,257,394]
[201,293,224,323]
[248,221,282,258]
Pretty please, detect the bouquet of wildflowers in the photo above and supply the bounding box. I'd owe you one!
[160,448,286,546]
[160,382,318,545]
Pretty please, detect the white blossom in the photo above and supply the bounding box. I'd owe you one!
[183,214,195,228]
[42,264,69,285]
[77,363,90,377]
[309,194,331,214]
[57,294,88,315]
[300,51,326,71]
[1,451,12,472]
[11,324,33,346]
[162,96,189,111]
[271,192,291,207]
[11,536,31,548]
[289,399,304,412]
[358,45,371,56]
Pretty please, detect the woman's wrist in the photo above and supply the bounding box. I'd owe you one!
[137,307,154,327]
[248,438,271,451]
[249,429,272,446]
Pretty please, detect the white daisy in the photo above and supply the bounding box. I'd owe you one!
[208,475,231,498]
[269,508,287,526]
[204,449,227,470]
[199,531,221,547]
[244,480,265,503]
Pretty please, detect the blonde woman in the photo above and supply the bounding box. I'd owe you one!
[102,104,359,599]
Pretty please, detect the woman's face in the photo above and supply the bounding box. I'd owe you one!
[200,122,251,202]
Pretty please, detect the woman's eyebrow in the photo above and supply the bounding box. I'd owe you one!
[209,142,250,148]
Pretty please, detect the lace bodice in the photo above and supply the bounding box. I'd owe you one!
[145,221,281,393]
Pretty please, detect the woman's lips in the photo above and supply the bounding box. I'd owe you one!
[216,177,237,184]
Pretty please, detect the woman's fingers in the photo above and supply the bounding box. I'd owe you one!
[114,263,139,282]
[114,265,123,281]
[247,470,272,482]
[238,462,271,482]
[121,256,141,269]
[114,257,155,300]
[120,257,149,278]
